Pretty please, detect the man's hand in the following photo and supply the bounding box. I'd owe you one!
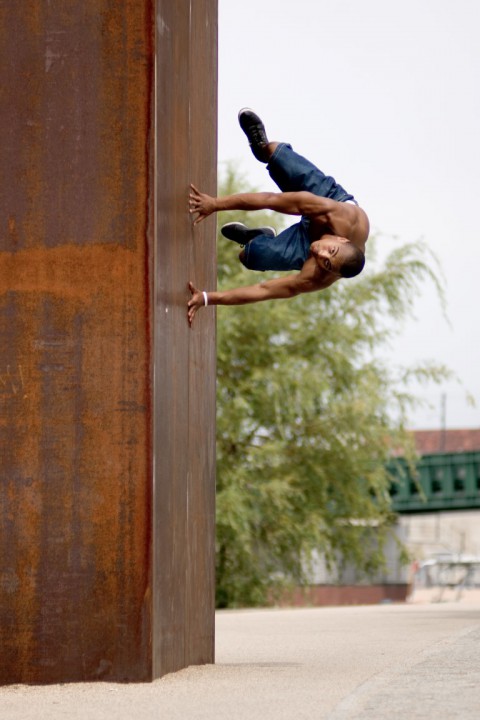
[187,281,206,326]
[189,184,216,225]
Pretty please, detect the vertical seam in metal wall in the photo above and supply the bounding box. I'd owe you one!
[213,2,218,663]
[152,0,158,678]
[185,0,193,669]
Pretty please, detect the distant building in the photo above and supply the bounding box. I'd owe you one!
[397,429,480,599]
[287,429,480,607]
[412,428,480,455]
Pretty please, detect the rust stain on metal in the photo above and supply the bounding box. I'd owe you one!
[0,0,154,684]
[0,253,152,684]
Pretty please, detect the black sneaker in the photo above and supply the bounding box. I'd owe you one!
[221,222,276,245]
[238,108,270,162]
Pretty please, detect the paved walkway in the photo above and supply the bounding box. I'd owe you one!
[2,595,480,719]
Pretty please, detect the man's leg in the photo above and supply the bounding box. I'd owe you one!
[220,208,308,274]
[267,143,350,199]
[238,109,354,202]
[239,222,310,272]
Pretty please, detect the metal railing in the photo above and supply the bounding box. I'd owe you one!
[389,451,480,513]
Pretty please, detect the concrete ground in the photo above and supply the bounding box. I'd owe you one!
[2,591,480,719]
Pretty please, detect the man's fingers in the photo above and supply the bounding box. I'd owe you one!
[187,281,202,326]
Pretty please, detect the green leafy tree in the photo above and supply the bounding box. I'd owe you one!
[215,164,449,608]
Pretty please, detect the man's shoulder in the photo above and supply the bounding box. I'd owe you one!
[298,256,339,292]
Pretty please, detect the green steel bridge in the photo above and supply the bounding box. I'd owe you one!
[389,451,480,513]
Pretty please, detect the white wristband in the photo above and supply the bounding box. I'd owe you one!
[202,291,208,307]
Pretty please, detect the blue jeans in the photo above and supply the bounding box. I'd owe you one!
[241,143,356,272]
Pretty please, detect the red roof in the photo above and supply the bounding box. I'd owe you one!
[412,429,480,455]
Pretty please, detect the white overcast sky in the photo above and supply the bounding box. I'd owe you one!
[218,0,480,430]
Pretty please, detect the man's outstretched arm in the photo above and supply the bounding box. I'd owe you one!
[188,275,305,326]
[189,184,334,224]
[187,268,337,326]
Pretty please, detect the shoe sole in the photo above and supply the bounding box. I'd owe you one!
[238,107,261,124]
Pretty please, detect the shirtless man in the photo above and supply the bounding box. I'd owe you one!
[188,109,369,326]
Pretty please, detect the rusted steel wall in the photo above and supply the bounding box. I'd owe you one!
[0,0,217,684]
[154,0,217,675]
[153,0,217,678]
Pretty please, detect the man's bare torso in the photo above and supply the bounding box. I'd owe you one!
[299,200,370,290]
[307,201,369,252]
